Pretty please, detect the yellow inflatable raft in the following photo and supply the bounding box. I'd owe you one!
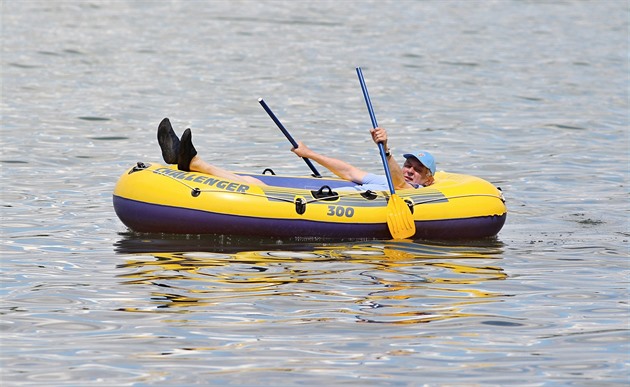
[113,162,506,240]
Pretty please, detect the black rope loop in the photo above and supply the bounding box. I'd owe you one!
[129,162,150,174]
[312,185,338,200]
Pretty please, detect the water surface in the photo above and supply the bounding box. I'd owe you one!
[1,0,628,385]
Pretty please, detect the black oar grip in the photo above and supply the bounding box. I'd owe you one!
[259,98,322,177]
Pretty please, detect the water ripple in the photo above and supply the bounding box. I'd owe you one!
[1,0,628,385]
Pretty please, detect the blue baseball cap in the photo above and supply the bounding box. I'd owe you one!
[403,151,436,175]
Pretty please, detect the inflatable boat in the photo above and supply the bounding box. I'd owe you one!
[113,162,506,240]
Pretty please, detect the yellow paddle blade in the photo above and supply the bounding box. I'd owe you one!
[386,194,416,239]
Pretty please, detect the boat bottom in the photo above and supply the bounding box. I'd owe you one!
[113,196,507,240]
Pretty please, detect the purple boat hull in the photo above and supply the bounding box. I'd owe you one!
[113,195,507,240]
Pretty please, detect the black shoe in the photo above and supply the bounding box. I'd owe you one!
[178,128,197,172]
[157,118,180,164]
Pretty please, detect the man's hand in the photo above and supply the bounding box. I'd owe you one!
[370,127,388,147]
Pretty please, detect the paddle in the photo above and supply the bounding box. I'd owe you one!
[356,67,416,239]
[258,98,322,178]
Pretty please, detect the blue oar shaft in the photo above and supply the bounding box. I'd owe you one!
[258,98,322,177]
[356,67,396,195]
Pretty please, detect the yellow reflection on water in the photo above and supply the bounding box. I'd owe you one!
[115,237,507,324]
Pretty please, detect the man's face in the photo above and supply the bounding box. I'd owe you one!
[402,157,432,186]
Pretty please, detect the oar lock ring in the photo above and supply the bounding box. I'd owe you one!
[295,197,306,215]
[385,194,414,214]
[404,198,415,214]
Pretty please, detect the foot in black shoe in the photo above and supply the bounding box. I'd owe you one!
[178,128,197,172]
[157,118,180,164]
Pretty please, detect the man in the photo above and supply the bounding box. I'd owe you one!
[157,117,435,190]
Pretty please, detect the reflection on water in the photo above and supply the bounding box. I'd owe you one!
[115,233,507,325]
[4,0,626,383]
